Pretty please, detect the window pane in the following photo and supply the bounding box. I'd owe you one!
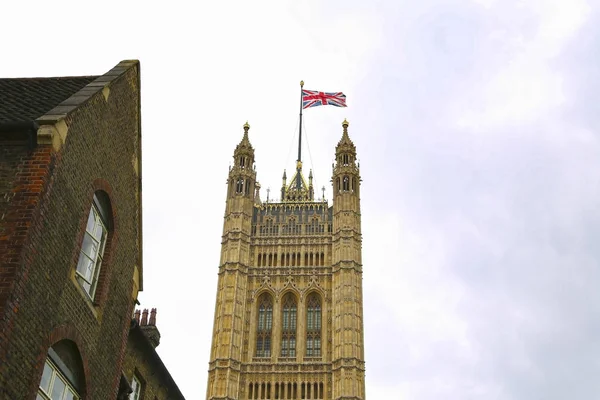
[80,234,98,260]
[76,276,91,294]
[76,255,95,283]
[266,310,272,330]
[258,309,264,330]
[129,376,141,400]
[93,220,106,242]
[85,209,95,233]
[283,310,288,330]
[51,376,66,400]
[36,394,46,400]
[39,361,53,392]
[65,389,76,400]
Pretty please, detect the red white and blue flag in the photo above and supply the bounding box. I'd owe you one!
[302,89,347,109]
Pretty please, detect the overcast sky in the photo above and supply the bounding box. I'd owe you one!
[2,0,600,398]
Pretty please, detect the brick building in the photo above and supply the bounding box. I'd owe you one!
[0,61,184,399]
[121,309,185,400]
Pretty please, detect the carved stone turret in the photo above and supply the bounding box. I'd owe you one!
[331,118,365,399]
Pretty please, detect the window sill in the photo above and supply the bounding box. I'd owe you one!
[277,357,296,363]
[303,357,322,362]
[69,271,101,321]
[251,357,272,363]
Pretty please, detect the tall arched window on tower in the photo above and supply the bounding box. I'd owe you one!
[281,293,297,357]
[343,176,350,191]
[236,178,244,193]
[306,293,322,357]
[256,293,273,357]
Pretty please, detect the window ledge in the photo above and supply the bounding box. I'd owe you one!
[277,357,296,363]
[303,357,322,362]
[251,357,272,363]
[69,271,101,321]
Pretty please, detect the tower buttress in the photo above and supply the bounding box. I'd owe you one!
[331,119,365,399]
[207,122,256,400]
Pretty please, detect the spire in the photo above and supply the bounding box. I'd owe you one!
[336,118,356,156]
[233,121,255,164]
[237,121,252,150]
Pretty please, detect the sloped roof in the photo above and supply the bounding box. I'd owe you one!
[0,76,97,125]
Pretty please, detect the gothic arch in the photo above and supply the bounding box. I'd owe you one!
[32,324,91,399]
[278,287,301,303]
[302,286,326,302]
[252,285,275,302]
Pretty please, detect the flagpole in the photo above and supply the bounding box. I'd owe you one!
[297,80,304,189]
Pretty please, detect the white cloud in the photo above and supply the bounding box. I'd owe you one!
[2,0,600,398]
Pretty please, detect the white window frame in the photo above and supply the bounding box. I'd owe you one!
[129,375,142,400]
[75,197,108,299]
[37,359,80,400]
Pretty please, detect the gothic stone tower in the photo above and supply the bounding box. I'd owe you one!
[206,120,365,400]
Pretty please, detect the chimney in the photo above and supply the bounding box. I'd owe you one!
[149,308,157,326]
[140,308,161,348]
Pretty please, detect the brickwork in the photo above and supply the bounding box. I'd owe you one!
[0,61,142,399]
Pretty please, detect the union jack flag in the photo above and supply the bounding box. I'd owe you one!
[302,89,347,109]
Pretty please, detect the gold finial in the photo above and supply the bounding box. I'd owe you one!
[243,121,250,131]
[300,80,304,87]
[296,160,303,170]
[342,118,349,127]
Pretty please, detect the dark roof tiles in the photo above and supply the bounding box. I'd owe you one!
[0,76,97,125]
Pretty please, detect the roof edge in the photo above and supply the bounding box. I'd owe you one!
[129,319,186,399]
[35,60,140,152]
[36,60,140,127]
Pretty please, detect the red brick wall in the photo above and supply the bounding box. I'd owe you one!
[0,64,141,399]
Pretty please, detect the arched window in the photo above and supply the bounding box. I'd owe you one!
[306,293,322,357]
[236,178,244,193]
[245,179,252,195]
[37,340,84,400]
[342,176,349,191]
[75,192,111,300]
[280,293,297,357]
[256,293,273,357]
[240,156,245,168]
